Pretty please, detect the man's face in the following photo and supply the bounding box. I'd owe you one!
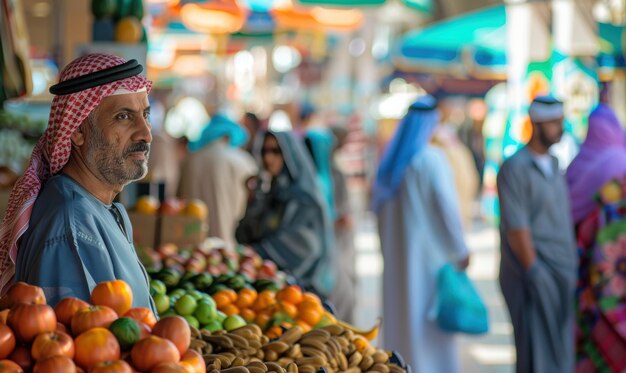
[261,135,284,177]
[83,91,152,186]
[535,117,564,148]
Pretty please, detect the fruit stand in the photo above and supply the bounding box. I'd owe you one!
[0,276,407,373]
[0,194,410,373]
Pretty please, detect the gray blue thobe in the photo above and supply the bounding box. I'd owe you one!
[498,146,577,373]
[378,146,469,372]
[16,174,156,314]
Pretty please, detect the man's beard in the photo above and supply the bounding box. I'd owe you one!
[85,126,150,186]
[538,127,562,149]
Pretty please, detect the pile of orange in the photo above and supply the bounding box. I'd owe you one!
[276,285,326,334]
[210,285,327,339]
[0,280,204,373]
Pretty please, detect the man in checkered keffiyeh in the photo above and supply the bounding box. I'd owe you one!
[0,53,156,311]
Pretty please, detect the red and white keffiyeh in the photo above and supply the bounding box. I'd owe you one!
[0,53,152,293]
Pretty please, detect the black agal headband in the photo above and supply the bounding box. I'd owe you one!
[49,59,144,96]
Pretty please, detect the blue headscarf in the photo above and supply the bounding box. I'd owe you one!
[304,129,337,220]
[188,114,249,152]
[371,95,440,212]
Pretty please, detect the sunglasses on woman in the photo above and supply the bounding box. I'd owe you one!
[261,147,282,156]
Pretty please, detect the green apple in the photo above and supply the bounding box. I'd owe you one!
[216,310,227,323]
[150,280,167,296]
[187,290,205,301]
[153,293,170,314]
[183,315,200,329]
[174,294,198,316]
[192,273,214,290]
[202,320,223,333]
[223,315,247,331]
[194,301,218,325]
[160,308,177,318]
[199,296,217,309]
[168,289,186,298]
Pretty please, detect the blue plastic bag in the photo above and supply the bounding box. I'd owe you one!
[436,263,489,334]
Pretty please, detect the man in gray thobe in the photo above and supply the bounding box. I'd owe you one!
[497,96,577,373]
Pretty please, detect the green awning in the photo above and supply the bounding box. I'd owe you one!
[402,0,433,14]
[296,0,386,7]
[395,4,626,79]
[394,5,507,79]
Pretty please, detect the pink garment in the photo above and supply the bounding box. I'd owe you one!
[566,104,626,224]
[0,54,151,293]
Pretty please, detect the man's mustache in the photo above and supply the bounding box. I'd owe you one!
[124,142,150,156]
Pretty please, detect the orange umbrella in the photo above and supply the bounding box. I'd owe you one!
[180,0,248,34]
[272,0,362,31]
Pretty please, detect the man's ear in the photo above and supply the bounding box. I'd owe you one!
[71,122,87,147]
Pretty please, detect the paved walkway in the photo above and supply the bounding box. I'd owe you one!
[352,212,515,372]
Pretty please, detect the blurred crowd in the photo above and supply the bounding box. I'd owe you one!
[145,86,626,372]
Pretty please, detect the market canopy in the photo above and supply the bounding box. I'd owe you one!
[296,0,386,6]
[394,4,626,80]
[393,5,506,79]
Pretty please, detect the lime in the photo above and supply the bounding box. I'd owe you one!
[175,294,198,316]
[187,290,205,301]
[216,310,227,323]
[150,280,167,296]
[168,289,186,298]
[109,317,141,351]
[153,293,170,314]
[223,315,247,331]
[202,320,223,333]
[194,301,218,325]
[160,308,177,318]
[198,297,217,309]
[183,315,200,329]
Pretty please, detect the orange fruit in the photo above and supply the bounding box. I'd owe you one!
[115,17,142,44]
[265,326,282,339]
[298,300,324,315]
[235,288,258,309]
[294,319,312,333]
[276,285,303,306]
[135,196,159,215]
[254,312,271,330]
[182,199,208,219]
[302,292,322,305]
[278,302,298,319]
[297,308,323,326]
[240,308,256,323]
[212,292,233,309]
[124,307,158,329]
[221,289,237,303]
[91,280,133,316]
[252,291,276,312]
[221,304,240,316]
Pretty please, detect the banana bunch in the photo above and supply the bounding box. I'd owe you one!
[192,324,407,373]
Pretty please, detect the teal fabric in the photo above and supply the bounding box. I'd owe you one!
[16,174,156,313]
[437,263,489,335]
[297,0,385,6]
[188,114,249,153]
[304,129,336,220]
[395,5,506,76]
[402,0,433,13]
[395,5,625,75]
